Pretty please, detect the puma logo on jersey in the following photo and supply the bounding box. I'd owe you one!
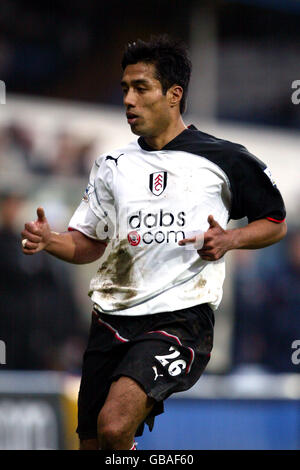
[105,153,124,166]
[152,366,163,381]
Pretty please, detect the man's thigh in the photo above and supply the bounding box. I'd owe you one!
[76,313,128,442]
[98,376,155,434]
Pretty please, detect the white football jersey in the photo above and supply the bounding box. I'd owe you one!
[69,126,286,316]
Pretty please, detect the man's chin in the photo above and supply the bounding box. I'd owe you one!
[129,123,144,136]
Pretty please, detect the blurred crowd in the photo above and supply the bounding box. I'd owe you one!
[231,230,300,374]
[0,110,100,373]
[0,120,96,177]
[0,190,87,372]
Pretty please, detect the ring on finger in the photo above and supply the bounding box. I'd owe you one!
[22,238,28,248]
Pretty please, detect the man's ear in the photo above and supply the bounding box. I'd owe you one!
[167,84,183,108]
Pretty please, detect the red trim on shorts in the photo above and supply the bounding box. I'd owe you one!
[147,329,182,346]
[130,441,137,450]
[92,310,129,343]
[266,217,285,224]
[186,347,195,374]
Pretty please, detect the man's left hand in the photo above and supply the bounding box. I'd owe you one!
[179,215,233,261]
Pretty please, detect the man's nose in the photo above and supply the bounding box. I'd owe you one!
[123,88,136,107]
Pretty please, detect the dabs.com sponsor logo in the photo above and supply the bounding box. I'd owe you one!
[127,209,186,246]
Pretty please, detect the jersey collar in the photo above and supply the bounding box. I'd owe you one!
[138,124,198,152]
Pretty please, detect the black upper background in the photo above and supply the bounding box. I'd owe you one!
[0,0,299,128]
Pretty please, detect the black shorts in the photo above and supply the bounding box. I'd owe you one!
[77,303,214,440]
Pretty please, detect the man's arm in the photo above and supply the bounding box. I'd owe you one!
[21,207,106,264]
[225,217,287,250]
[179,215,287,261]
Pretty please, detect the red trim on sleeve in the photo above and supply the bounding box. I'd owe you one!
[68,227,75,231]
[266,217,286,224]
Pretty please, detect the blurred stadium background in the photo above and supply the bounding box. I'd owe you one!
[0,0,300,450]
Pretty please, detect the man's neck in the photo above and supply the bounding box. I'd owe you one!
[143,117,187,150]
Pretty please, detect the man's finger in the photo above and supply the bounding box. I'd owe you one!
[197,246,211,253]
[178,237,196,246]
[207,214,219,228]
[24,222,42,236]
[199,255,213,261]
[22,240,38,251]
[21,230,42,243]
[37,207,46,222]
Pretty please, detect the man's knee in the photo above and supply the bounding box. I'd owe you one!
[97,408,132,449]
[97,376,154,449]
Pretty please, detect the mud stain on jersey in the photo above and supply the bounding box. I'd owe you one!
[96,240,137,305]
[183,276,207,302]
[195,277,207,289]
[99,240,132,285]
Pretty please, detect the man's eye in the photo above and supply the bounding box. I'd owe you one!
[137,87,146,92]
[122,88,128,95]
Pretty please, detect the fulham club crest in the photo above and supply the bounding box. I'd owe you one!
[149,171,167,196]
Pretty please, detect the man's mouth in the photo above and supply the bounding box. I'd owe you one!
[126,112,139,125]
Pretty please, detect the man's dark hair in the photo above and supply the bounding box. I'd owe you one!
[121,35,192,114]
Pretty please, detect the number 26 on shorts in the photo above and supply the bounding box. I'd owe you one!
[155,345,187,376]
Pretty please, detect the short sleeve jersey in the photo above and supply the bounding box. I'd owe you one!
[69,125,286,316]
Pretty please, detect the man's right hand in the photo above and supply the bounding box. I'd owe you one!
[21,207,52,255]
[21,206,106,264]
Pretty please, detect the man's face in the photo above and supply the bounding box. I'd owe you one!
[121,62,172,138]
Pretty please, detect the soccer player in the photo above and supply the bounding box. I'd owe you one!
[21,36,287,450]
